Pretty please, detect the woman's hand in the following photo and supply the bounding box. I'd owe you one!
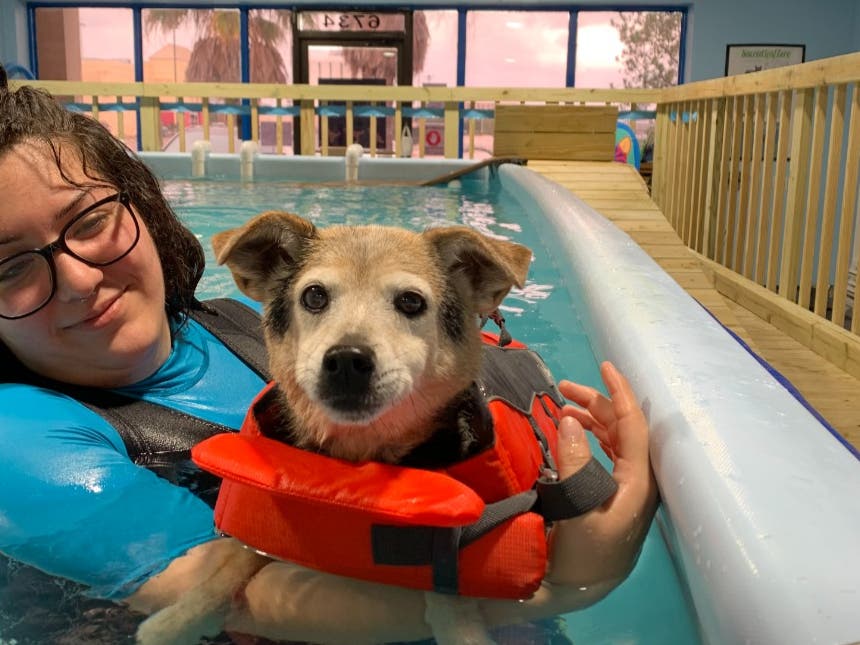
[545,361,659,588]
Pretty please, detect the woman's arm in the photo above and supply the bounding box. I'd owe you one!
[226,558,615,644]
[0,383,217,600]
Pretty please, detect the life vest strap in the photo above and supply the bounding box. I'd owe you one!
[190,298,270,381]
[536,456,619,521]
[371,490,539,594]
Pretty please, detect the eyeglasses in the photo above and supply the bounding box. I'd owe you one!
[0,192,140,319]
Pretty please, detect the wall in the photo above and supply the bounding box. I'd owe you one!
[855,2,860,50]
[685,0,858,80]
[1,0,859,83]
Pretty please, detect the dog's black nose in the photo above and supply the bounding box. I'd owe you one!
[321,345,375,402]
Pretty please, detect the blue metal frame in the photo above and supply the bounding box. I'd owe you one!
[456,8,466,157]
[132,8,144,149]
[677,7,687,84]
[566,9,577,86]
[240,7,252,140]
[27,5,38,76]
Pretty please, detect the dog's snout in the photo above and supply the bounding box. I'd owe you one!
[323,345,374,377]
[321,345,376,406]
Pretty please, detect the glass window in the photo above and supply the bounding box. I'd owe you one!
[575,10,681,89]
[143,10,191,84]
[36,7,134,82]
[142,9,241,83]
[413,10,456,88]
[250,10,293,155]
[34,8,135,148]
[407,11,457,159]
[298,11,405,33]
[248,9,292,84]
[461,11,567,161]
[142,9,243,154]
[465,11,569,87]
[575,11,680,164]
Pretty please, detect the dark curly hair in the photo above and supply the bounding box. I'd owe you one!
[0,66,205,324]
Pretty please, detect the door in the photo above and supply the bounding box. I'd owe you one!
[294,10,413,154]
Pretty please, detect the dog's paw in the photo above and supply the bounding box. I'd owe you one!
[135,603,224,645]
[424,592,497,645]
[135,539,267,645]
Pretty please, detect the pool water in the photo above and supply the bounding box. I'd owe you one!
[165,175,702,645]
[169,176,596,386]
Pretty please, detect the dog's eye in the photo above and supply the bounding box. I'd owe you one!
[301,285,329,312]
[394,291,426,317]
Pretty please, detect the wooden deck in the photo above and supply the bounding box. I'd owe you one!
[528,160,860,452]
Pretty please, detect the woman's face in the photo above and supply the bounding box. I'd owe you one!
[0,142,171,387]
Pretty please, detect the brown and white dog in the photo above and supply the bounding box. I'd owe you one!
[136,211,532,645]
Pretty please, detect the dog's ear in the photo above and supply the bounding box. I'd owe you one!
[425,226,532,315]
[212,211,317,302]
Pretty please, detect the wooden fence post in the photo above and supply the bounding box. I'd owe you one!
[778,88,815,302]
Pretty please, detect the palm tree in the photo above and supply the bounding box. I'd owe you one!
[145,9,289,83]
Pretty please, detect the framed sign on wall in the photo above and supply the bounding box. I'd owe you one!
[724,44,805,76]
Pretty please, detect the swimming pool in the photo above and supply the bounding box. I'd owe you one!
[146,151,860,645]
[7,149,841,645]
[164,172,701,644]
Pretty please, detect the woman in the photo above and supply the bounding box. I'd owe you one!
[0,67,658,644]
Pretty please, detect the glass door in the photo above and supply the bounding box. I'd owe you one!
[308,44,399,151]
[294,10,412,154]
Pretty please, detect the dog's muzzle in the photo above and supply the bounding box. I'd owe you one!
[319,344,376,412]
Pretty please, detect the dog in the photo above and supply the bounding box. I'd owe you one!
[136,211,532,645]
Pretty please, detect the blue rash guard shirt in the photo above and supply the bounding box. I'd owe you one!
[0,316,267,600]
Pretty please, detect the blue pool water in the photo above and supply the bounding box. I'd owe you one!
[165,175,702,645]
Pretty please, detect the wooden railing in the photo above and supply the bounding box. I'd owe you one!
[653,51,860,371]
[9,80,658,159]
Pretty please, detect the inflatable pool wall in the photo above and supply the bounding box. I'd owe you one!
[500,164,860,645]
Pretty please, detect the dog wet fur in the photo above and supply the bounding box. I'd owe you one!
[211,212,532,465]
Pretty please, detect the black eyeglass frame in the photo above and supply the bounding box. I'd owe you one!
[0,192,140,320]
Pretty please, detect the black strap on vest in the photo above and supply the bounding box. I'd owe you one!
[536,457,619,520]
[107,299,270,504]
[190,298,270,380]
[371,459,618,595]
[371,343,619,594]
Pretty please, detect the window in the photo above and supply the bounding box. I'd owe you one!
[465,11,569,88]
[248,9,292,84]
[575,10,682,89]
[36,8,134,82]
[142,9,241,83]
[34,8,135,148]
[413,10,457,88]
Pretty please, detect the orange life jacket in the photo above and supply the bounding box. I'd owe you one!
[192,333,613,599]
